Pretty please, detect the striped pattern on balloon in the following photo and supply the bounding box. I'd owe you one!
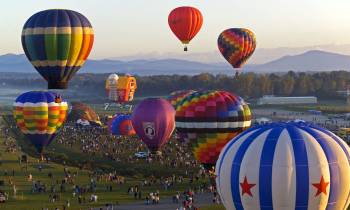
[13,91,68,152]
[175,90,251,169]
[21,9,94,89]
[216,122,350,210]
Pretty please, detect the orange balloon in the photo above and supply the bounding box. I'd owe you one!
[168,6,203,51]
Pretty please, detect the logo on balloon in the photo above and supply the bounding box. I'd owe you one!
[143,122,155,139]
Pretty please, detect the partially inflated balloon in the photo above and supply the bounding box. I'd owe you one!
[168,6,203,51]
[110,114,135,136]
[132,98,175,153]
[13,91,68,152]
[21,9,94,89]
[175,90,251,169]
[217,28,256,73]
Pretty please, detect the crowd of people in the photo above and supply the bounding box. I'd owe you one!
[55,121,199,171]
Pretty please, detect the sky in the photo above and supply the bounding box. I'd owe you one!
[2,0,350,59]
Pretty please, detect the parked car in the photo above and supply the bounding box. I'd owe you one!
[134,152,149,159]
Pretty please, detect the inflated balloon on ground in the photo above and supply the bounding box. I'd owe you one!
[167,90,196,110]
[106,74,119,101]
[109,114,135,136]
[175,90,251,169]
[132,98,175,154]
[216,122,350,210]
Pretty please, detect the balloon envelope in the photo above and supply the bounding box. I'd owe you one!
[110,114,135,136]
[167,90,196,110]
[21,9,94,89]
[116,75,137,103]
[13,91,68,152]
[216,122,350,210]
[175,90,251,168]
[168,6,203,50]
[132,98,175,152]
[106,74,119,102]
[217,28,256,70]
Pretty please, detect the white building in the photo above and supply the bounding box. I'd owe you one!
[257,95,317,105]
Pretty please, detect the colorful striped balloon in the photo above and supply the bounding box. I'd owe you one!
[110,114,135,136]
[167,90,196,110]
[217,28,256,71]
[216,122,350,210]
[21,9,94,89]
[13,91,68,152]
[175,90,251,169]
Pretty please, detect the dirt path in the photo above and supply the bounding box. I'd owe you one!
[96,192,215,210]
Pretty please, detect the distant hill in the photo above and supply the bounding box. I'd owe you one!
[0,50,349,75]
[251,50,350,72]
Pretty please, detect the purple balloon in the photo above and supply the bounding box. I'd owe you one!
[131,98,175,153]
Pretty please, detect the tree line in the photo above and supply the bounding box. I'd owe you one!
[1,71,349,102]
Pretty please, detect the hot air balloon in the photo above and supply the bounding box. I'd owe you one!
[106,74,119,101]
[167,90,196,110]
[217,28,256,76]
[116,75,137,103]
[168,6,203,51]
[132,98,175,154]
[68,102,101,126]
[13,91,68,153]
[216,122,350,210]
[109,114,135,136]
[21,9,94,89]
[175,90,251,169]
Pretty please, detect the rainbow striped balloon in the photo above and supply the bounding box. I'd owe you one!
[21,9,94,89]
[167,90,196,109]
[13,91,68,152]
[175,90,251,169]
[216,122,350,210]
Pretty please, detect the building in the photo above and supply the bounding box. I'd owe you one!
[257,95,317,105]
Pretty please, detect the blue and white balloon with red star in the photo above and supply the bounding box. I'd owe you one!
[215,122,350,210]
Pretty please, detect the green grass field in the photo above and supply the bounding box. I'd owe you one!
[0,117,210,210]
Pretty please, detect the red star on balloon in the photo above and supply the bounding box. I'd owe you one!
[312,176,329,196]
[240,176,256,197]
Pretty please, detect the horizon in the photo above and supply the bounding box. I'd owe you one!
[2,0,350,62]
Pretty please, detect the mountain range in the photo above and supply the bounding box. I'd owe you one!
[0,50,350,75]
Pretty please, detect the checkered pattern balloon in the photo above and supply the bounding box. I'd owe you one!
[175,90,251,168]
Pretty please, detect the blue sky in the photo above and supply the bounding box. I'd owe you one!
[2,0,350,58]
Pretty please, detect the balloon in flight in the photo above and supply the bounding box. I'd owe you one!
[217,28,256,75]
[168,6,203,51]
[21,9,94,89]
[13,91,68,153]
